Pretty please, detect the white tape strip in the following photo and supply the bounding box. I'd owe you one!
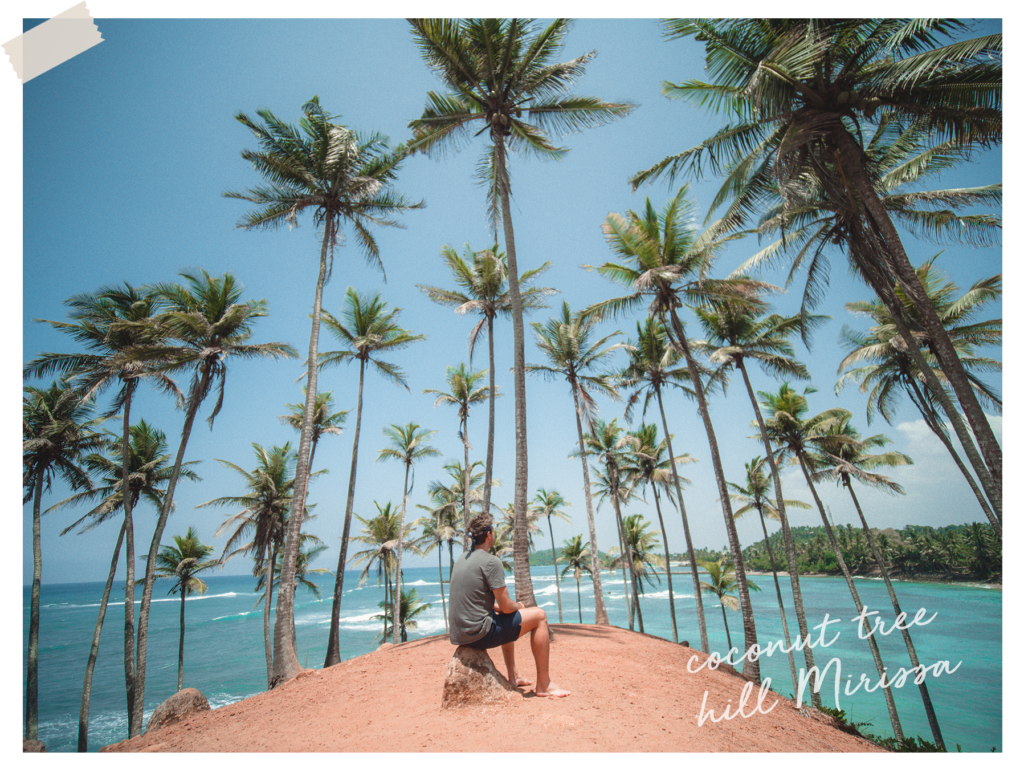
[3,3,103,84]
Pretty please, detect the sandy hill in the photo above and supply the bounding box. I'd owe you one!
[102,624,883,753]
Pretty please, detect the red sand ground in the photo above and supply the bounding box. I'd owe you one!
[103,624,885,753]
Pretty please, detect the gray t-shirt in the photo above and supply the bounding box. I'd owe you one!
[448,548,507,645]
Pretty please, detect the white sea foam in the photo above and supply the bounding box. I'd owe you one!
[213,611,257,621]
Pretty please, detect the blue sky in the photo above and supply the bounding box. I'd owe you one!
[11,7,1003,586]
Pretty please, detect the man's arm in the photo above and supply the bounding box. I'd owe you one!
[492,586,523,614]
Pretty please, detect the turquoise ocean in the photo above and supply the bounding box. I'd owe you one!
[23,564,1001,752]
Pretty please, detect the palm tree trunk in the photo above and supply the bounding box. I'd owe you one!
[666,310,759,682]
[131,365,212,737]
[326,357,366,667]
[833,129,1001,502]
[547,516,563,623]
[177,586,186,693]
[610,477,643,632]
[274,215,334,687]
[394,462,411,646]
[651,486,678,642]
[796,453,904,741]
[736,356,819,706]
[569,382,609,624]
[120,389,137,735]
[655,385,709,652]
[494,133,534,607]
[462,412,471,548]
[78,518,126,751]
[576,578,583,623]
[609,486,634,630]
[483,314,496,513]
[383,565,391,644]
[437,545,448,631]
[264,541,279,688]
[721,602,733,652]
[906,378,1000,535]
[755,508,800,699]
[26,467,45,741]
[845,479,945,748]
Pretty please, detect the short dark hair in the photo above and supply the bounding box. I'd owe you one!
[467,512,494,545]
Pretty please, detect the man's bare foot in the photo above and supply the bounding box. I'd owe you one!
[535,683,571,698]
[515,676,532,687]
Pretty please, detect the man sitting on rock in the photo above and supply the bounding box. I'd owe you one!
[448,511,570,698]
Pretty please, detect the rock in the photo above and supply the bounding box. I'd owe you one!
[23,739,46,752]
[376,642,395,652]
[145,688,211,735]
[441,646,520,709]
[679,640,690,647]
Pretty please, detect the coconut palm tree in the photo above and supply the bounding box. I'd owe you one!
[636,19,1002,503]
[255,540,332,607]
[45,421,194,751]
[810,419,946,748]
[761,383,904,741]
[414,512,457,630]
[145,527,219,693]
[409,18,635,607]
[836,260,1001,532]
[424,364,492,542]
[350,501,415,643]
[279,388,347,478]
[618,317,708,649]
[533,488,571,623]
[697,558,760,654]
[526,301,621,624]
[583,420,644,632]
[694,298,828,693]
[22,383,105,741]
[377,423,441,645]
[496,501,543,553]
[730,114,1003,520]
[729,457,812,699]
[317,289,425,667]
[227,97,422,686]
[559,535,593,624]
[422,460,493,580]
[128,270,296,734]
[24,283,182,736]
[418,242,555,512]
[586,187,763,682]
[622,422,693,644]
[375,588,432,645]
[610,514,666,630]
[198,443,305,687]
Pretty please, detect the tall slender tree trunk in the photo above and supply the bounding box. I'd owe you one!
[78,518,126,751]
[721,602,733,652]
[437,546,448,630]
[609,474,642,632]
[26,466,45,741]
[273,218,334,687]
[264,540,279,687]
[755,508,799,698]
[666,309,759,682]
[576,578,583,623]
[845,479,945,748]
[483,314,496,513]
[131,366,212,737]
[614,509,634,630]
[833,129,1001,501]
[494,134,534,607]
[120,390,137,735]
[394,463,411,646]
[462,412,471,543]
[547,516,564,623]
[569,383,608,624]
[737,357,819,706]
[796,454,903,741]
[655,385,709,652]
[177,587,186,692]
[651,486,678,642]
[325,357,366,667]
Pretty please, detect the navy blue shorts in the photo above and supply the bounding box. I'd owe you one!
[463,610,523,650]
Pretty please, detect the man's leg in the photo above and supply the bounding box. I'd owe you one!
[517,607,570,697]
[499,642,530,687]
